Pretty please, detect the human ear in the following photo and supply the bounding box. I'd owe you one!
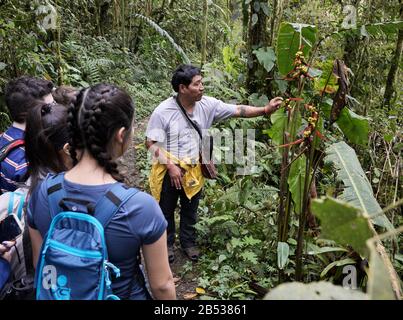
[116,127,126,144]
[62,143,70,156]
[179,84,187,94]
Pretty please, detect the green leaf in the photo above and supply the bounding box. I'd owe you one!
[320,258,357,278]
[277,242,290,270]
[240,251,258,264]
[0,62,6,71]
[248,93,269,107]
[314,60,339,94]
[218,254,227,264]
[367,244,397,300]
[320,98,334,119]
[238,178,252,205]
[383,133,393,143]
[287,238,298,246]
[252,13,258,26]
[253,47,276,72]
[394,254,403,263]
[253,1,260,12]
[307,244,349,255]
[274,72,288,93]
[276,22,317,76]
[362,21,403,37]
[133,14,190,64]
[325,142,394,231]
[264,281,368,300]
[266,108,287,147]
[307,67,322,78]
[288,154,306,214]
[336,107,369,146]
[243,236,261,246]
[312,197,373,257]
[231,237,244,248]
[260,2,270,16]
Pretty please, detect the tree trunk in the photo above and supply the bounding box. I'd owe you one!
[99,1,111,36]
[121,0,126,48]
[342,0,362,96]
[268,0,277,46]
[242,0,249,43]
[383,3,403,109]
[201,0,208,67]
[246,0,269,95]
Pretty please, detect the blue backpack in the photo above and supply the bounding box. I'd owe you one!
[35,174,139,300]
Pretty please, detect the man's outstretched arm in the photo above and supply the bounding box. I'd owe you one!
[233,97,283,118]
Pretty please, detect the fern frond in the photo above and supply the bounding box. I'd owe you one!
[132,13,191,64]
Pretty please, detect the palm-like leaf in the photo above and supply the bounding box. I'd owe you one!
[132,14,191,64]
[325,141,394,231]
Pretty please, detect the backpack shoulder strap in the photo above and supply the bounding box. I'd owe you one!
[94,184,139,228]
[7,191,26,220]
[0,139,25,162]
[46,173,67,219]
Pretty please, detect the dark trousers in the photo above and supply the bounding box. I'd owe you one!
[159,173,202,249]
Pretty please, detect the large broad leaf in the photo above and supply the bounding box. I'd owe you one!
[314,60,339,94]
[265,108,287,147]
[361,21,403,37]
[276,22,317,76]
[311,197,373,257]
[253,47,276,72]
[277,242,290,270]
[264,281,368,300]
[325,142,394,231]
[367,242,397,300]
[336,107,369,146]
[288,154,306,214]
[307,243,348,255]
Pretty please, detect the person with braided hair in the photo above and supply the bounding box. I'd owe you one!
[27,83,175,300]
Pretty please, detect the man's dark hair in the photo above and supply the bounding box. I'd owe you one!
[171,64,201,92]
[4,76,54,123]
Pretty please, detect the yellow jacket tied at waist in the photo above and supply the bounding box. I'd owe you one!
[149,150,204,201]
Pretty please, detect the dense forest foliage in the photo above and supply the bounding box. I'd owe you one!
[0,0,402,300]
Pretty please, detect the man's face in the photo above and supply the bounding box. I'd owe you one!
[41,93,55,104]
[180,75,204,101]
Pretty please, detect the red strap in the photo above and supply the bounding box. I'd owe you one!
[0,139,25,162]
[6,139,25,151]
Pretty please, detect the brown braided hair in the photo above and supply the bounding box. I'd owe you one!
[67,84,134,182]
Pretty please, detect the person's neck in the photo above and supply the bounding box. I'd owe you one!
[177,94,196,113]
[12,121,26,131]
[65,150,116,185]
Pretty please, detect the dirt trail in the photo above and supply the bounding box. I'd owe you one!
[117,116,199,300]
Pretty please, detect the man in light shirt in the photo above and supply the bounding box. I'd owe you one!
[146,64,283,263]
